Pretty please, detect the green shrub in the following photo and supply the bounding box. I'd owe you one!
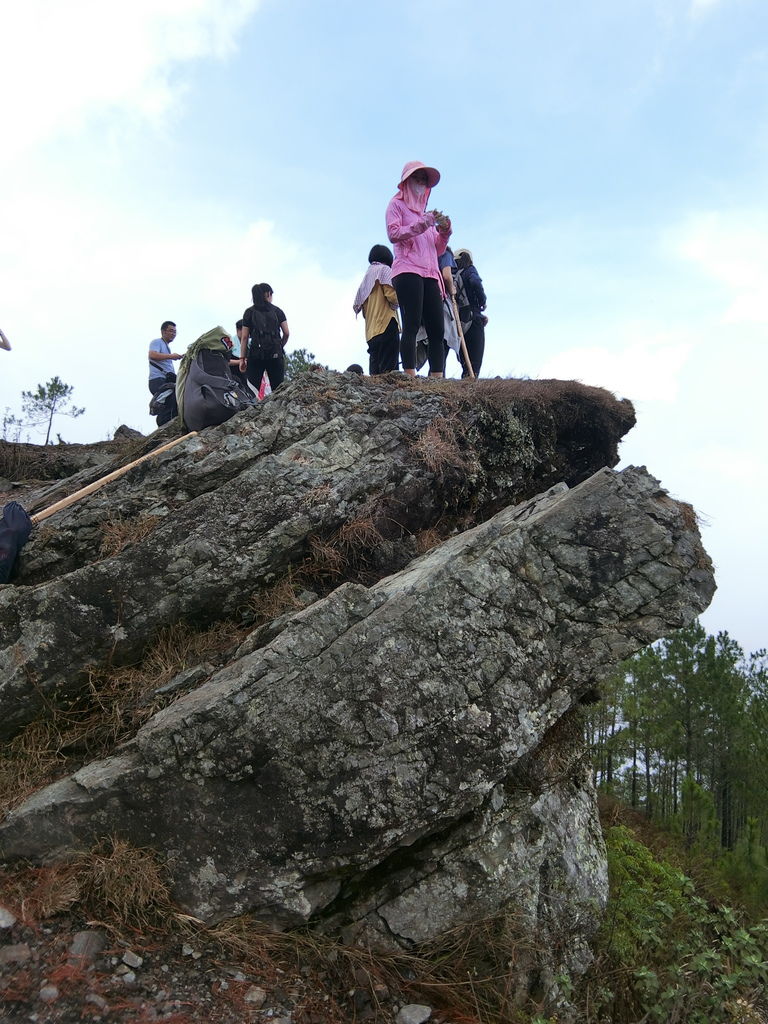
[581,825,768,1023]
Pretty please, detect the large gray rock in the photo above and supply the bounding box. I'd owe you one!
[0,374,713,1009]
[0,373,634,739]
[0,466,713,992]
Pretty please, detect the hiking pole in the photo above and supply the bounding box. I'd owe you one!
[450,296,475,380]
[30,431,198,524]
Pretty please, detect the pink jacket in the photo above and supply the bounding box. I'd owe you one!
[386,197,448,284]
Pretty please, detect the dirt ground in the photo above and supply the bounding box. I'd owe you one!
[0,907,445,1024]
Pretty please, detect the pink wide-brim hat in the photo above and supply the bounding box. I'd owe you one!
[398,160,441,189]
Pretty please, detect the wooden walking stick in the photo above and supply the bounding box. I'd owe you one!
[450,296,475,380]
[30,431,198,524]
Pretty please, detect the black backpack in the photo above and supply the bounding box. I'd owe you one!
[247,306,282,358]
[453,268,473,331]
[180,347,254,431]
[148,381,176,416]
[0,501,32,583]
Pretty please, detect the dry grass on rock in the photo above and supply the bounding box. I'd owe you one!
[414,526,445,553]
[301,482,332,505]
[0,862,82,923]
[0,621,245,817]
[335,511,385,553]
[305,534,346,579]
[249,572,309,625]
[301,500,394,585]
[411,415,474,476]
[99,513,161,557]
[0,720,69,818]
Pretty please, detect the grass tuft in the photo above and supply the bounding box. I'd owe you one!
[411,416,473,476]
[99,514,161,557]
[0,839,174,931]
[77,837,174,930]
[305,535,346,578]
[249,573,308,625]
[0,862,82,922]
[209,910,541,1024]
[335,513,384,552]
[0,720,69,816]
[301,483,332,505]
[414,526,445,554]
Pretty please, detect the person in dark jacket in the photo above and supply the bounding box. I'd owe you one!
[239,284,286,392]
[454,248,487,378]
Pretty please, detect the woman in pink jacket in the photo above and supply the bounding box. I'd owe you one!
[386,160,452,377]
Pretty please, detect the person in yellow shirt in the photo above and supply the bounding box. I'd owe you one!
[352,245,400,374]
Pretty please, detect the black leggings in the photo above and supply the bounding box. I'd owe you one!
[461,319,485,378]
[247,354,285,391]
[393,273,445,374]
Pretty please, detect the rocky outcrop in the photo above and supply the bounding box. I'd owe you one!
[0,372,713,1008]
[0,373,634,739]
[0,461,713,982]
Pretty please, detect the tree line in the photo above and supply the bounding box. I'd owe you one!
[587,622,768,906]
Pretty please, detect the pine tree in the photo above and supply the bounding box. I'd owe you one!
[284,348,327,380]
[20,376,85,445]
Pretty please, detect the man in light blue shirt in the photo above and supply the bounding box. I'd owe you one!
[148,320,183,426]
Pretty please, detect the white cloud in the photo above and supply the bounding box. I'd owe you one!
[689,0,725,16]
[535,327,694,402]
[673,211,768,323]
[690,443,758,483]
[0,0,261,161]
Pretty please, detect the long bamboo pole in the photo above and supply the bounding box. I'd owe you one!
[31,431,198,524]
[450,296,475,380]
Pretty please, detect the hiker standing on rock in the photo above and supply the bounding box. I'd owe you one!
[454,248,487,378]
[148,320,184,426]
[239,284,287,393]
[353,244,400,374]
[386,161,452,378]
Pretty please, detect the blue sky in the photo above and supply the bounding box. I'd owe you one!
[1,0,766,655]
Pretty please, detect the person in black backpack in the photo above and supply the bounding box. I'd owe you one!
[239,284,287,392]
[261,283,290,351]
[453,249,487,378]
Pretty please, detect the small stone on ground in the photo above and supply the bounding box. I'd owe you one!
[396,1004,432,1024]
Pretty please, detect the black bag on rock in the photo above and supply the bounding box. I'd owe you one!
[0,501,33,583]
[178,337,255,432]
